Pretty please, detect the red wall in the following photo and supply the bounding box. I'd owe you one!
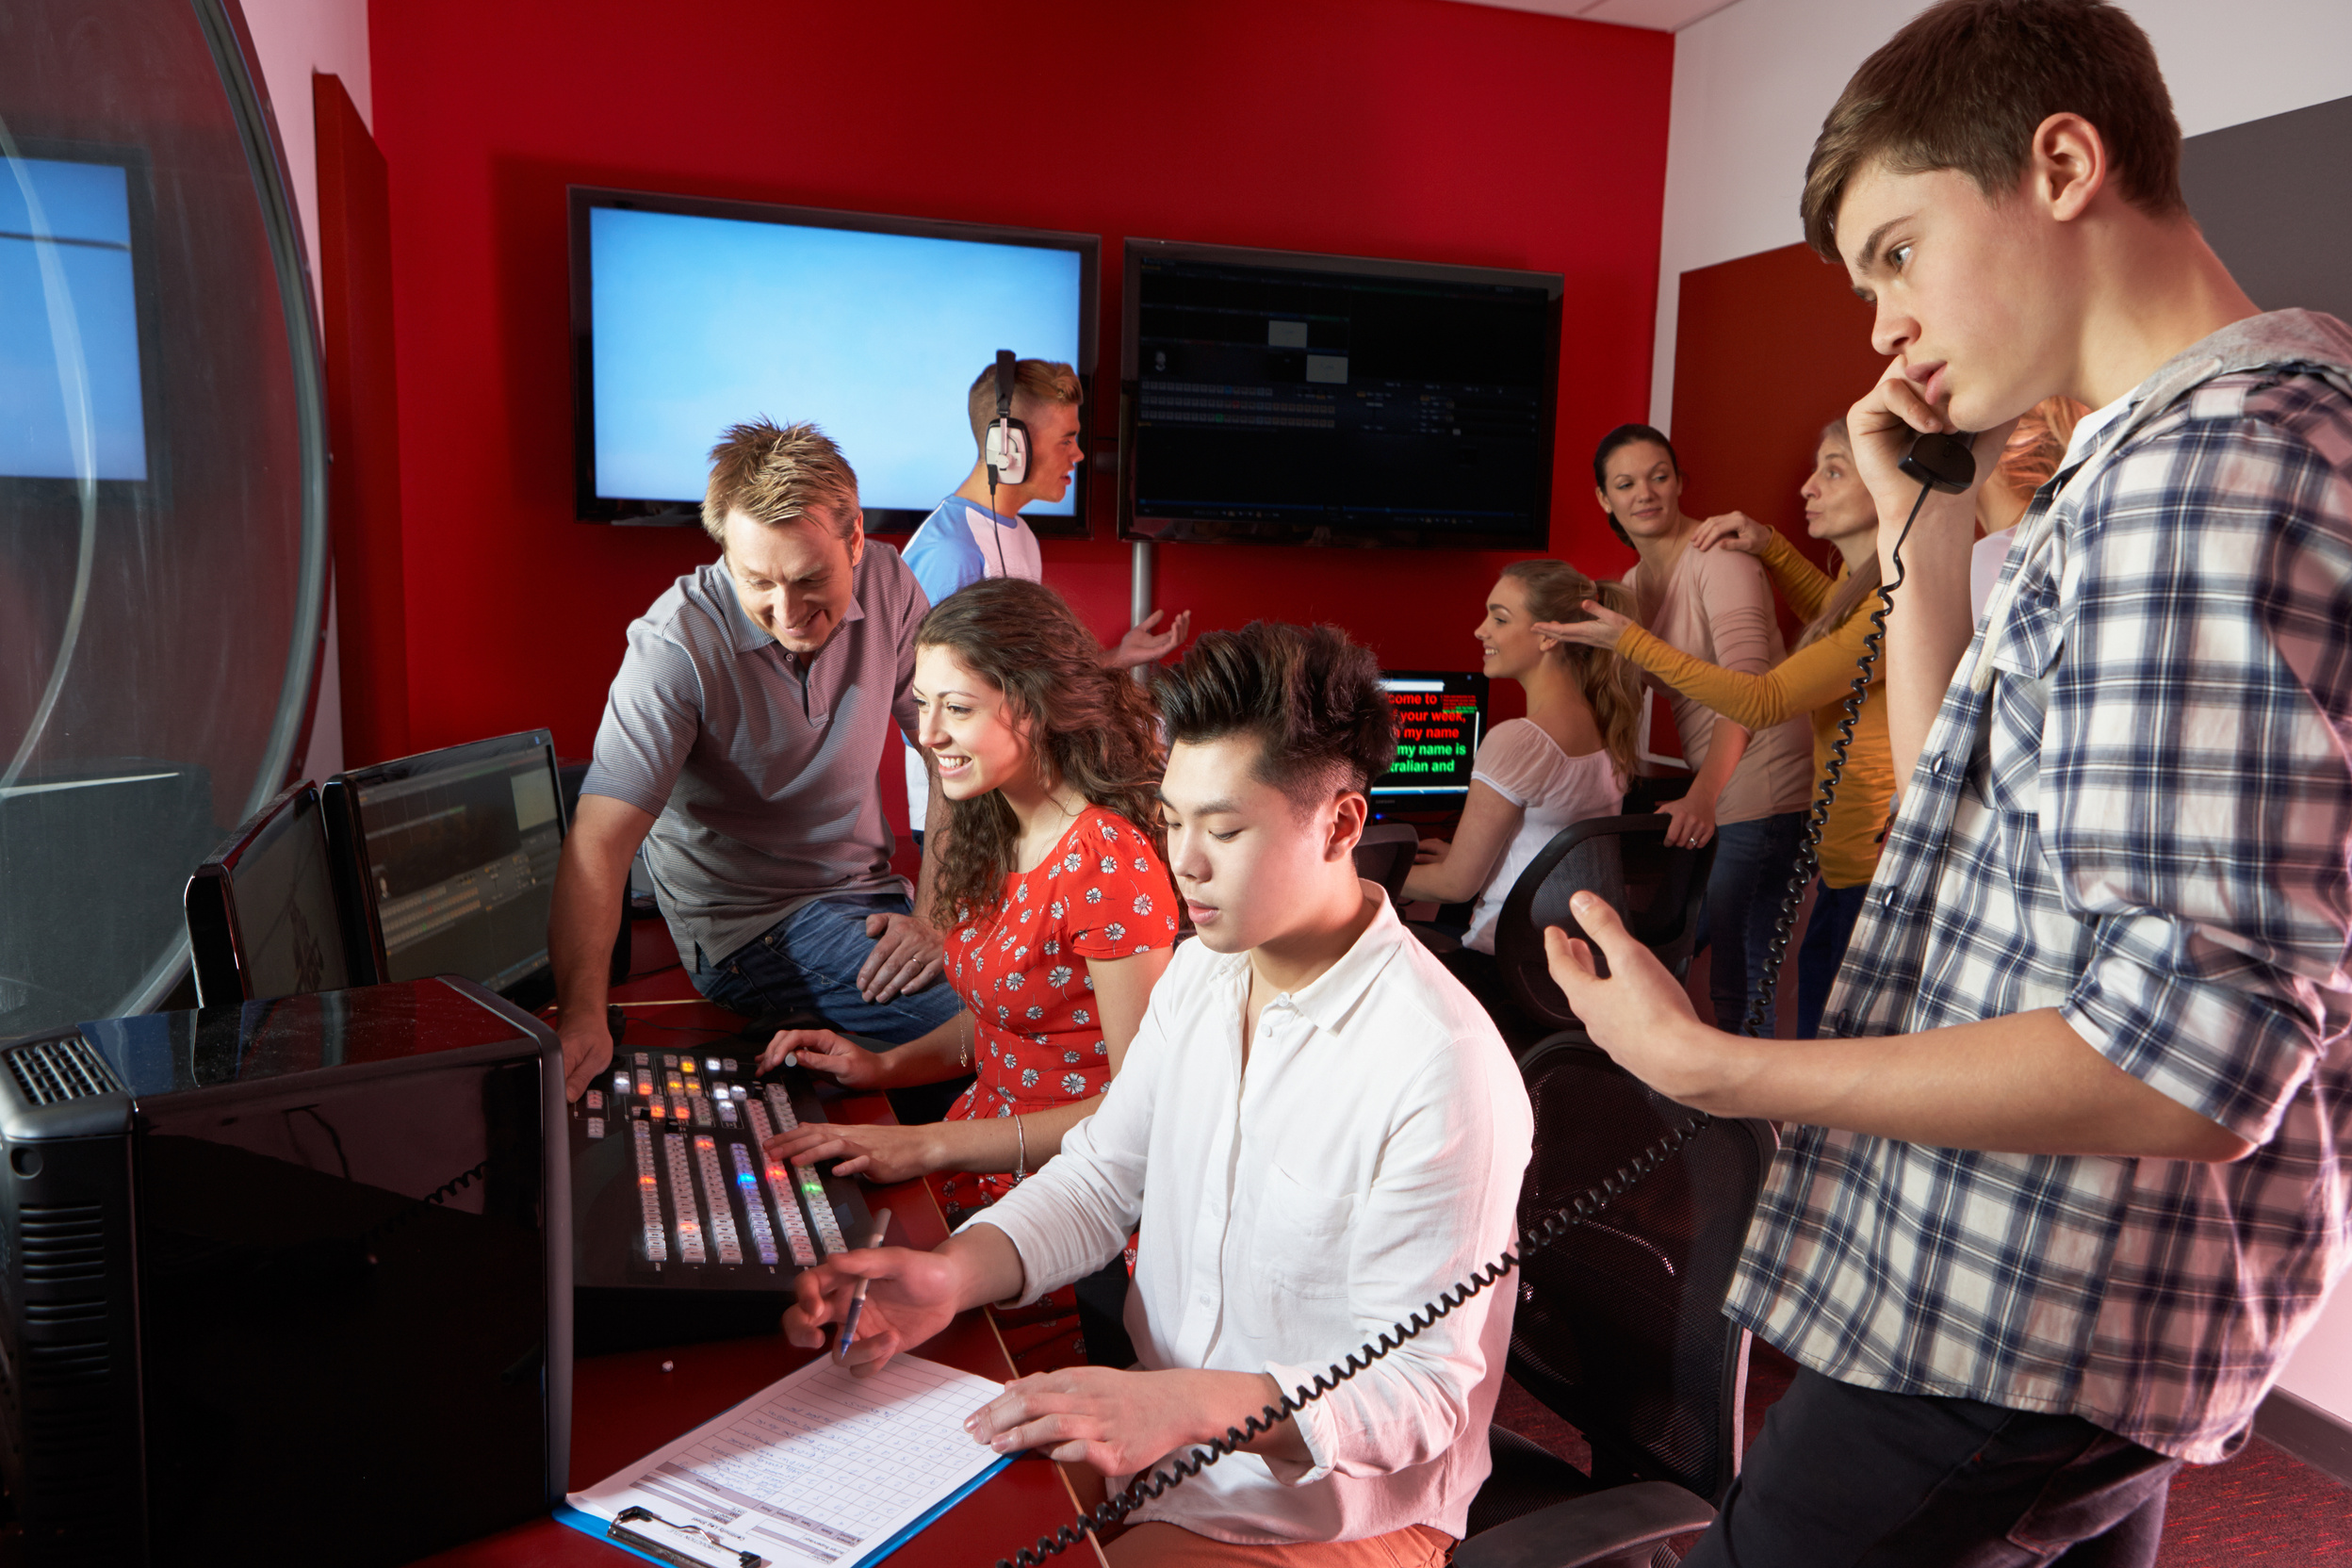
[367,0,1674,772]
[1669,242,1889,583]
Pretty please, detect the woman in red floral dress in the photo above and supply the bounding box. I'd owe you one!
[759,577,1175,1211]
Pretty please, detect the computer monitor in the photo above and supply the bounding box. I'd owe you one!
[1370,671,1489,815]
[569,187,1098,533]
[184,779,355,1007]
[1120,238,1560,549]
[1,144,158,493]
[324,730,566,999]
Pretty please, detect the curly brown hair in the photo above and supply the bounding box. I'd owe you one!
[916,578,1166,927]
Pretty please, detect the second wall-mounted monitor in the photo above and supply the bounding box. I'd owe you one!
[1120,238,1561,550]
[570,188,1098,534]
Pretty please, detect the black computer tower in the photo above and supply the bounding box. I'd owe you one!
[0,977,570,1566]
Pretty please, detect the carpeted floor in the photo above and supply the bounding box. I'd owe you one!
[1493,1341,2352,1565]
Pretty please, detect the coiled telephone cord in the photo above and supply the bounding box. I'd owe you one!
[994,1105,1710,1568]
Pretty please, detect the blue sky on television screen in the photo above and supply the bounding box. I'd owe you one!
[590,206,1083,515]
[0,156,147,482]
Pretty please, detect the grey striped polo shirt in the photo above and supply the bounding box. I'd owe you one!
[580,545,928,968]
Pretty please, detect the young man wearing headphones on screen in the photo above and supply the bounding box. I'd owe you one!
[899,353,1190,837]
[786,623,1534,1568]
[1547,3,2352,1564]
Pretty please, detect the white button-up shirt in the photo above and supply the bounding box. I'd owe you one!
[970,888,1534,1544]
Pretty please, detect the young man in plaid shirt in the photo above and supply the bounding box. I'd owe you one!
[1548,2,2352,1563]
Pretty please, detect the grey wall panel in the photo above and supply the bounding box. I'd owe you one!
[2181,92,2352,326]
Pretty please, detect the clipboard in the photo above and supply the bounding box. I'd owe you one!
[561,1351,1017,1568]
[555,1459,1013,1568]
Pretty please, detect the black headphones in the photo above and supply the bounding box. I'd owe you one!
[984,349,1030,488]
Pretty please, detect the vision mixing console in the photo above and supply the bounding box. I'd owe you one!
[571,1042,873,1351]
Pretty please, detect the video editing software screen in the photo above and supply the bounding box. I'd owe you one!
[572,188,1095,531]
[1372,671,1488,806]
[349,738,564,994]
[1123,242,1560,548]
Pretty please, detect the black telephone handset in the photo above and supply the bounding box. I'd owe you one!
[1736,426,1975,1037]
[1898,427,1980,495]
[989,436,1976,1568]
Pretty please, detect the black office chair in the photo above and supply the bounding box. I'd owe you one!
[1353,822,1422,906]
[1491,816,1714,1046]
[1458,1037,1778,1568]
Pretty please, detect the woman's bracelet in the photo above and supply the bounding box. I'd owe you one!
[1013,1114,1026,1183]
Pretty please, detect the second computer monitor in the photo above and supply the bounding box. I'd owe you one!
[185,780,356,1007]
[325,730,566,998]
[1370,670,1488,816]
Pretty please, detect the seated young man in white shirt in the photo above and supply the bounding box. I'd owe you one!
[784,621,1535,1567]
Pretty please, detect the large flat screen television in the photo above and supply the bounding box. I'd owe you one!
[0,143,161,496]
[1119,238,1560,549]
[569,188,1097,534]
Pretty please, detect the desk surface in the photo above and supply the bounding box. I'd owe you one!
[419,921,1106,1568]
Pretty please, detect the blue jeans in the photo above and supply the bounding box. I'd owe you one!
[1695,811,1807,1036]
[690,892,962,1045]
[1796,879,1871,1041]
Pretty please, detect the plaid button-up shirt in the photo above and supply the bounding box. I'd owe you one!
[1724,311,2352,1463]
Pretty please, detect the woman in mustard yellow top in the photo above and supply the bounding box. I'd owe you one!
[1540,421,1889,1039]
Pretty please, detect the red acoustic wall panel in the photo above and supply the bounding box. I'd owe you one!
[1668,241,1891,589]
[366,0,1673,774]
[315,72,412,768]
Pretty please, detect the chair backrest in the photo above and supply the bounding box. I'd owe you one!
[1492,815,1713,1034]
[1508,1037,1776,1505]
[1352,822,1421,904]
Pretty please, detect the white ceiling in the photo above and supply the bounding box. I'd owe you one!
[1442,0,1747,31]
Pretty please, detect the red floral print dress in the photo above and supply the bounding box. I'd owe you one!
[934,805,1175,1216]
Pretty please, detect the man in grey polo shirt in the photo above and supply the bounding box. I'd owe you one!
[550,418,961,1101]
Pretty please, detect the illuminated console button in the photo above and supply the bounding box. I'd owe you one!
[612,1072,630,1098]
[634,1070,655,1096]
[728,1143,779,1266]
[665,1132,705,1263]
[717,1098,739,1129]
[692,1135,743,1266]
[705,1056,722,1072]
[795,1163,848,1253]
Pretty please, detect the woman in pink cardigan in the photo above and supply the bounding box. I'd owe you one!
[1590,423,1811,1033]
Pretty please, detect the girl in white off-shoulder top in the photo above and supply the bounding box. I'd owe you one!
[1401,559,1639,956]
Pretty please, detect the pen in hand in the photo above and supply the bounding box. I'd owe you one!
[833,1208,892,1364]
